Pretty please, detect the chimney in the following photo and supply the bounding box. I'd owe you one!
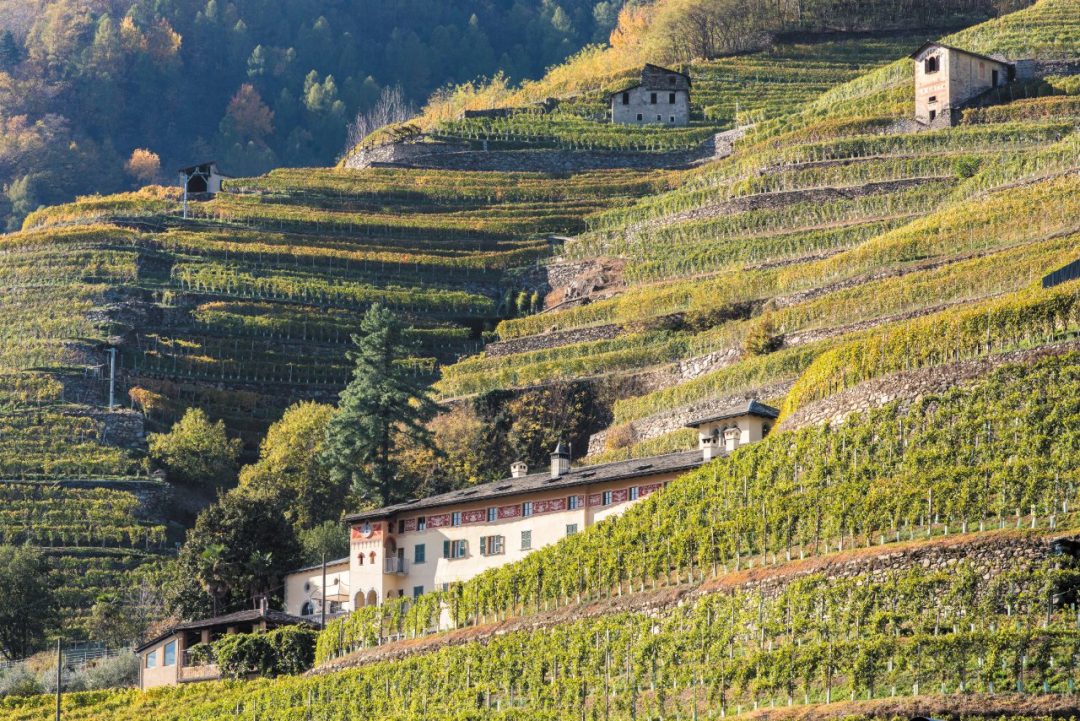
[702,437,719,462]
[550,441,571,478]
[511,461,528,478]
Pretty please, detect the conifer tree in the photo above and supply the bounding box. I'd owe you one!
[322,304,437,507]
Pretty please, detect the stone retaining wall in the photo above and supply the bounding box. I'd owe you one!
[587,379,795,455]
[779,340,1080,432]
[486,324,621,358]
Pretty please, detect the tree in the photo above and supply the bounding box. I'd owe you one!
[321,304,438,507]
[238,401,344,531]
[223,83,274,145]
[148,408,242,487]
[297,520,349,565]
[174,489,302,618]
[0,30,22,70]
[0,546,57,660]
[124,148,161,185]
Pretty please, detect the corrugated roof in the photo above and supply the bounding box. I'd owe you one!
[346,449,705,522]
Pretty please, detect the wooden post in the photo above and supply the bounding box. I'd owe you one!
[55,638,62,721]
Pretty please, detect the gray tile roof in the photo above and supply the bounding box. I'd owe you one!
[345,448,705,522]
[136,608,317,653]
[683,400,780,428]
[286,557,350,575]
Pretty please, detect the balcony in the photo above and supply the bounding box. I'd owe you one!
[178,649,219,683]
[384,557,408,575]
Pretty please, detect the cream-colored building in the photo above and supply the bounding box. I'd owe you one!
[282,557,350,620]
[336,401,778,609]
[608,64,691,126]
[911,42,1013,126]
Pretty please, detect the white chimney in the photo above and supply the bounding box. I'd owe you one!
[550,441,571,478]
[724,426,741,453]
[511,461,528,478]
[702,437,719,461]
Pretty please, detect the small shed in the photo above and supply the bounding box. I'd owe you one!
[136,607,316,689]
[178,161,227,195]
[911,42,1014,127]
[608,64,692,126]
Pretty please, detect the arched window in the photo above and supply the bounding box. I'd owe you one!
[301,601,314,616]
[924,56,939,74]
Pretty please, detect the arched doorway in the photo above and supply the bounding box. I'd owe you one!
[366,589,378,607]
[354,591,366,608]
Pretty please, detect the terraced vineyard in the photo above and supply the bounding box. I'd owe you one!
[437,0,1080,474]
[433,35,927,152]
[0,163,671,633]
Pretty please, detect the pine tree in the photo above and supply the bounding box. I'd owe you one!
[0,31,21,71]
[322,304,437,506]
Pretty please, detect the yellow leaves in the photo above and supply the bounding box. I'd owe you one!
[120,16,182,63]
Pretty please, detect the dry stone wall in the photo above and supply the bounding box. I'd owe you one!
[779,340,1080,432]
[587,379,795,455]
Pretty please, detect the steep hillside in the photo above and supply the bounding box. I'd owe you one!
[437,0,1080,467]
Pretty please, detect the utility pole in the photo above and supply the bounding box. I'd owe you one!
[320,554,327,628]
[54,638,61,721]
[107,347,117,410]
[182,173,190,220]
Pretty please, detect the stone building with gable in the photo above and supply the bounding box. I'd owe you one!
[608,64,692,126]
[911,42,1014,127]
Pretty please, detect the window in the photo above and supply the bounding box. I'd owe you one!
[146,650,157,668]
[163,641,176,666]
[669,116,675,123]
[636,113,643,121]
[414,544,426,564]
[669,92,676,104]
[924,55,939,73]
[480,535,505,556]
[417,516,426,531]
[566,524,578,536]
[656,114,662,121]
[357,554,364,566]
[630,486,639,501]
[398,519,405,534]
[650,92,657,104]
[602,490,613,506]
[928,96,937,103]
[301,601,314,616]
[304,581,311,592]
[451,511,462,527]
[521,530,532,550]
[443,539,467,559]
[413,585,424,599]
[487,507,497,523]
[621,92,629,105]
[568,495,579,510]
[522,501,533,517]
[441,583,450,592]
[929,109,937,121]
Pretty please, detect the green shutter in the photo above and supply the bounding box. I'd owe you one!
[443,540,450,558]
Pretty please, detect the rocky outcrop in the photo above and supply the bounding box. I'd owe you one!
[485,324,621,358]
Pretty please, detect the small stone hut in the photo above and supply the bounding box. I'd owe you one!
[911,42,1014,127]
[608,64,691,126]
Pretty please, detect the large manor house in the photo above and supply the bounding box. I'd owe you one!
[282,401,778,619]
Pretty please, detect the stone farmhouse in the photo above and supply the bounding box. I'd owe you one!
[608,64,692,126]
[283,401,778,621]
[911,42,1014,127]
[136,605,316,689]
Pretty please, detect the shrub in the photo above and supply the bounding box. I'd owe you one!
[952,154,982,178]
[0,663,42,697]
[267,626,317,676]
[604,424,637,452]
[147,408,242,487]
[213,633,275,680]
[741,312,783,356]
[82,652,140,690]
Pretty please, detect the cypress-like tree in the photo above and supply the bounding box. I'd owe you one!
[322,304,437,506]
